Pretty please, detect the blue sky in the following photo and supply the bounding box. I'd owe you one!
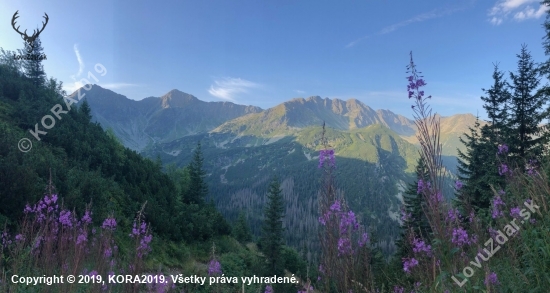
[0,0,549,119]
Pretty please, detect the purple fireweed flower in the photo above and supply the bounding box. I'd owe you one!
[104,247,113,258]
[207,259,222,275]
[498,164,509,176]
[402,257,418,274]
[102,218,117,231]
[137,234,153,257]
[417,179,424,194]
[358,232,369,247]
[455,180,463,190]
[59,210,73,227]
[526,159,538,175]
[446,208,461,222]
[510,207,521,219]
[412,238,432,255]
[491,196,505,219]
[140,222,147,234]
[497,144,508,155]
[24,204,33,214]
[337,237,352,255]
[1,231,11,248]
[131,222,140,237]
[452,227,470,246]
[340,210,359,234]
[15,234,24,242]
[330,200,341,212]
[81,210,92,224]
[430,191,443,204]
[264,285,273,293]
[484,272,499,285]
[318,149,336,168]
[76,233,87,245]
[393,286,405,293]
[89,270,98,277]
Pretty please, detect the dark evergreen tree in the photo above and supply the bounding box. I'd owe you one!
[21,36,46,87]
[79,99,93,123]
[456,116,495,212]
[540,0,550,78]
[481,63,511,145]
[395,156,431,259]
[508,45,547,160]
[260,176,285,278]
[183,141,208,205]
[233,211,252,243]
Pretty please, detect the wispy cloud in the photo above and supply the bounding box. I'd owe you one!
[295,89,306,94]
[70,44,84,80]
[488,0,548,25]
[346,36,369,48]
[208,77,260,102]
[346,4,470,48]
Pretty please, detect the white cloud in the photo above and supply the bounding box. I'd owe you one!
[514,5,547,20]
[295,90,306,94]
[208,77,260,102]
[71,44,84,80]
[488,0,548,25]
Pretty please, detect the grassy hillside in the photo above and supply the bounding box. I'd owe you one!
[0,53,309,292]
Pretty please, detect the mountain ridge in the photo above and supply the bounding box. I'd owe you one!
[71,85,482,158]
[71,85,263,151]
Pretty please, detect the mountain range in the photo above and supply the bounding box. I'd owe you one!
[76,85,480,157]
[73,85,481,255]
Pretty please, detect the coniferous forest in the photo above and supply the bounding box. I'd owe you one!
[1,3,550,293]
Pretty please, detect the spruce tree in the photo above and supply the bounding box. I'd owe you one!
[508,45,547,160]
[260,176,285,278]
[396,156,431,259]
[481,63,511,144]
[456,116,495,212]
[233,211,252,243]
[540,0,550,78]
[184,141,208,205]
[21,36,46,87]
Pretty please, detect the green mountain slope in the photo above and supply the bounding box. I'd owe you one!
[142,123,421,255]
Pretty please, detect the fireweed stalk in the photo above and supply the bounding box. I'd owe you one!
[0,182,157,293]
[400,52,550,293]
[399,52,469,292]
[317,122,373,293]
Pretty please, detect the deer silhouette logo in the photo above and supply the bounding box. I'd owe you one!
[11,10,49,53]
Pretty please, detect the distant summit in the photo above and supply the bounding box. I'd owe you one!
[71,86,480,156]
[212,95,416,136]
[69,85,262,151]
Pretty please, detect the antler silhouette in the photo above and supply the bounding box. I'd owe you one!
[11,10,27,38]
[33,13,49,39]
[11,11,49,44]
